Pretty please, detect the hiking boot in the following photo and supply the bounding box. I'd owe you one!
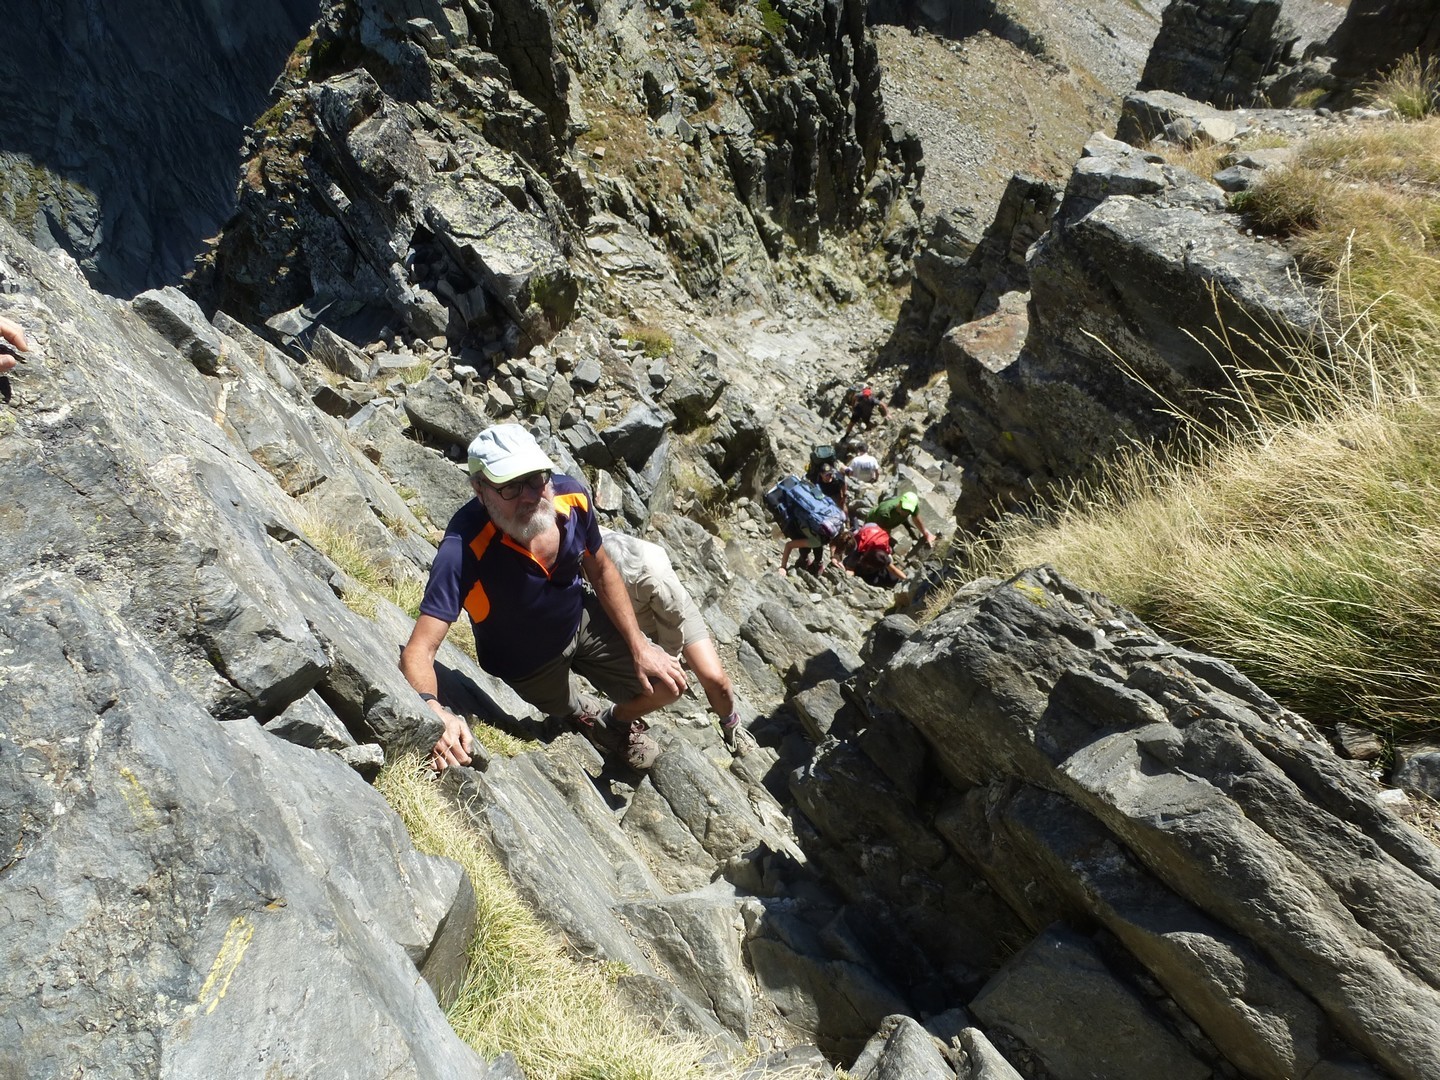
[720,713,757,757]
[572,702,660,770]
[620,717,660,769]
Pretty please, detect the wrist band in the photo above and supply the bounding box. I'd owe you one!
[419,693,439,704]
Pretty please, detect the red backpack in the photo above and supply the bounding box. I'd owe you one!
[854,523,891,556]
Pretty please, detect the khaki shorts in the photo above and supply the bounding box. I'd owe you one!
[602,533,708,655]
[504,594,644,718]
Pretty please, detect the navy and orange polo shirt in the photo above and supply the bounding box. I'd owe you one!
[419,473,602,682]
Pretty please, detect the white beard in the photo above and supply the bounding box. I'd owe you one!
[482,486,557,543]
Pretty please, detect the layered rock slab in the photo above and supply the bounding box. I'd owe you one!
[877,567,1440,1079]
[0,576,506,1079]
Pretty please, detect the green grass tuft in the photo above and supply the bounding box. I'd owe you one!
[756,0,786,37]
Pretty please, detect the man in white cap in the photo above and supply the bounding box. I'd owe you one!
[400,423,687,772]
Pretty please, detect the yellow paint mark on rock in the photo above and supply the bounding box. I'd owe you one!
[1012,579,1050,608]
[198,917,254,1015]
[118,767,158,829]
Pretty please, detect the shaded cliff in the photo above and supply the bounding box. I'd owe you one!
[0,0,320,296]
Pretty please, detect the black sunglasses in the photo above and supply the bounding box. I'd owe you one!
[486,469,552,500]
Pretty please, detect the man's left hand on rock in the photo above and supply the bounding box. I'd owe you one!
[429,708,475,771]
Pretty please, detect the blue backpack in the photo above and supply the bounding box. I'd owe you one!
[764,474,845,542]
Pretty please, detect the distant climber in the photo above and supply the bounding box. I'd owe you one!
[865,490,935,549]
[765,474,847,577]
[842,386,889,441]
[809,458,848,522]
[602,529,757,756]
[400,423,687,772]
[845,441,880,485]
[843,523,906,586]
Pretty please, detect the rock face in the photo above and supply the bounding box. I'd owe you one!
[1139,0,1293,107]
[1328,0,1440,83]
[874,566,1440,1079]
[0,216,514,1077]
[194,0,922,360]
[937,128,1312,526]
[1138,0,1426,108]
[0,0,320,295]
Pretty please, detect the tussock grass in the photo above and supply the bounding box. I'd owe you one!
[965,283,1440,737]
[1368,52,1440,120]
[376,757,725,1080]
[1151,139,1228,180]
[295,510,428,620]
[1239,118,1440,348]
[624,322,675,359]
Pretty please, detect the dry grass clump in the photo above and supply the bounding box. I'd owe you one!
[965,287,1440,738]
[1150,139,1228,180]
[1367,52,1440,120]
[295,509,427,620]
[376,757,726,1080]
[975,403,1440,733]
[1238,117,1440,345]
[624,322,675,358]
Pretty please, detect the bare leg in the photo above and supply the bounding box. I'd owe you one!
[681,637,734,718]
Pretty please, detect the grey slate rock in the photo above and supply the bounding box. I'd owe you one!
[1393,745,1440,801]
[311,324,379,382]
[617,886,754,1035]
[0,575,500,1079]
[571,355,604,389]
[955,1027,1025,1080]
[264,689,358,750]
[878,567,1440,1079]
[312,379,378,418]
[1213,164,1263,191]
[601,402,671,468]
[132,286,225,375]
[403,374,490,449]
[746,906,910,1059]
[849,1014,956,1080]
[969,925,1212,1080]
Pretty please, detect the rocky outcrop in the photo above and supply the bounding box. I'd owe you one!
[1139,0,1293,107]
[906,174,1058,352]
[1328,0,1440,83]
[195,0,922,361]
[0,219,511,1078]
[869,566,1440,1079]
[1137,0,1429,109]
[937,128,1313,527]
[0,0,320,296]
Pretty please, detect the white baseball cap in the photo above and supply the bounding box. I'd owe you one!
[467,423,556,484]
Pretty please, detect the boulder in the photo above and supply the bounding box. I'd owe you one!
[132,286,225,375]
[403,375,490,449]
[970,925,1212,1080]
[1138,0,1291,108]
[311,324,380,382]
[849,1014,956,1080]
[600,402,670,469]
